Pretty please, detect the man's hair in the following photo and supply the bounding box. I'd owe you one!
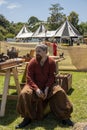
[35,43,48,53]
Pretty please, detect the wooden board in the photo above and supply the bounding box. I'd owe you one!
[0,58,25,70]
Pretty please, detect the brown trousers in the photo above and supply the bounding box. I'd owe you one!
[17,85,73,120]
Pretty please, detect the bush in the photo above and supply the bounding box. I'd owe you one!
[5,33,15,39]
[0,33,4,41]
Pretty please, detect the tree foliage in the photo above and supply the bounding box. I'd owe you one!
[47,3,66,30]
[0,14,10,29]
[68,11,79,28]
[28,16,40,27]
[79,22,87,35]
[48,3,65,23]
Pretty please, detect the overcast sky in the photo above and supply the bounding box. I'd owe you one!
[0,0,87,23]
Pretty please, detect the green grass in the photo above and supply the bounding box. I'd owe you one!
[0,42,87,129]
[0,71,87,130]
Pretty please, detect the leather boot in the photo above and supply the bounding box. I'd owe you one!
[15,118,31,129]
[61,118,74,126]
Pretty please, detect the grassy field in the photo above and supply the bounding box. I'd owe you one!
[0,42,87,129]
[0,71,87,130]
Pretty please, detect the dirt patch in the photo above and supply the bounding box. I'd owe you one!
[67,46,87,70]
[0,41,37,57]
[73,122,87,130]
[1,42,87,71]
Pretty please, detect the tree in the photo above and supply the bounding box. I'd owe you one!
[47,3,66,30]
[0,32,4,40]
[79,22,87,35]
[0,14,10,29]
[0,25,7,35]
[28,16,40,28]
[68,11,79,28]
[48,3,64,23]
[14,22,24,35]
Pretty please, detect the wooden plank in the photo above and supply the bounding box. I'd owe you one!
[0,58,25,70]
[8,84,24,89]
[8,85,16,89]
[0,94,18,100]
[55,60,59,74]
[12,67,21,95]
[0,69,10,117]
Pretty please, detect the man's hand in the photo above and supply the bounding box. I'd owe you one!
[36,88,45,99]
[44,87,49,100]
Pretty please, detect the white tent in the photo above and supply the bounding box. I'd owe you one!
[32,24,56,38]
[46,30,56,37]
[16,25,33,39]
[54,20,82,38]
[16,32,33,38]
[32,24,47,38]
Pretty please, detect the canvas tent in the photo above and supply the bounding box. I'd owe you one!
[54,20,82,42]
[32,24,56,38]
[32,24,47,38]
[54,20,82,38]
[16,25,33,39]
[46,30,56,37]
[54,20,82,45]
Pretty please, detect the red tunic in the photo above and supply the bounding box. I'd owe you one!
[53,43,57,56]
[26,57,56,91]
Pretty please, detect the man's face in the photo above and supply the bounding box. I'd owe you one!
[35,48,46,62]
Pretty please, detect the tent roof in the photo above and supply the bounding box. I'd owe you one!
[32,24,56,38]
[16,25,32,38]
[54,20,82,38]
[16,32,33,38]
[32,24,47,38]
[46,30,56,37]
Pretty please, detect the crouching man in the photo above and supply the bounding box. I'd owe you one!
[15,43,74,129]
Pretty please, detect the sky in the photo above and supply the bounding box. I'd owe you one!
[0,0,87,24]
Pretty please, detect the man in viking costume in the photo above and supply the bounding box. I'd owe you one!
[15,43,74,129]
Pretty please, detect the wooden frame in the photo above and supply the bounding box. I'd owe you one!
[0,65,21,117]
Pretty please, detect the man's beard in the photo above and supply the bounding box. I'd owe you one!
[36,54,42,62]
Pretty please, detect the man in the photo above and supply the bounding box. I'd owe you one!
[15,43,74,129]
